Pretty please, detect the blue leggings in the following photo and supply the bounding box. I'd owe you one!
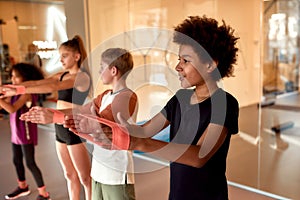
[12,143,45,188]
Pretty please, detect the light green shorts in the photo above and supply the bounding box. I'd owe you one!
[92,179,135,200]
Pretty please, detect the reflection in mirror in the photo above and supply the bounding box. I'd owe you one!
[0,0,66,78]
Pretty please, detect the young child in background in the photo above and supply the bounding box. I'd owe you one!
[0,63,51,200]
[25,43,42,68]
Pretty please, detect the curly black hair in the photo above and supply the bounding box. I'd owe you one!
[173,15,239,81]
[10,62,44,81]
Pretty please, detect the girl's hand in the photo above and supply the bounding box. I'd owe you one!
[65,114,104,135]
[0,86,17,97]
[65,114,112,149]
[20,106,54,124]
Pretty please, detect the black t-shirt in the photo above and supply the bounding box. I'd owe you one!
[161,88,239,200]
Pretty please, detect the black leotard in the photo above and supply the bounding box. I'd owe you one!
[55,71,90,145]
[57,71,89,105]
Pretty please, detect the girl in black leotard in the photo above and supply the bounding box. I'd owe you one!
[1,35,93,200]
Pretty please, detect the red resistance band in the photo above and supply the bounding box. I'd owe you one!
[3,85,26,95]
[47,108,65,124]
[77,114,130,150]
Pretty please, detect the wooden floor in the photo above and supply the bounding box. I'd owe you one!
[1,91,299,199]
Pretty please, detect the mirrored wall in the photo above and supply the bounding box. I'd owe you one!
[263,0,300,100]
[0,0,66,84]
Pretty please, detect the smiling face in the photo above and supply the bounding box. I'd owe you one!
[175,44,210,88]
[11,70,23,85]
